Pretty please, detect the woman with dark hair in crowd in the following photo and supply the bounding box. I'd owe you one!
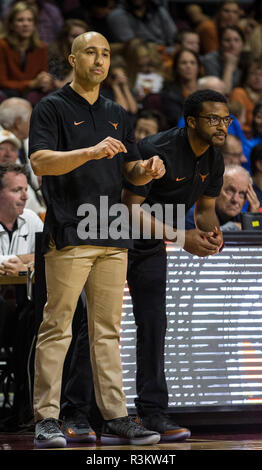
[230,59,262,135]
[252,102,262,139]
[48,18,88,89]
[186,1,242,55]
[144,47,201,128]
[227,101,262,173]
[201,25,249,96]
[0,1,53,104]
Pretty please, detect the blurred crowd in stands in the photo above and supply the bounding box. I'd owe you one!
[0,0,262,245]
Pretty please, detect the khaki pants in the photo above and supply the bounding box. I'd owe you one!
[33,243,128,421]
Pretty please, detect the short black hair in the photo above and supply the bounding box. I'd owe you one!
[135,109,168,132]
[250,143,262,176]
[252,100,262,136]
[0,162,27,191]
[183,89,228,125]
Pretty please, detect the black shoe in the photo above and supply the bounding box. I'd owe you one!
[34,418,67,448]
[62,418,96,443]
[137,415,191,442]
[98,416,160,446]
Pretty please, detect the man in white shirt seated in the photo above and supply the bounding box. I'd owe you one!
[0,129,46,219]
[0,162,43,276]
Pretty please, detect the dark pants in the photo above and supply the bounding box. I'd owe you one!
[127,242,168,417]
[61,241,168,419]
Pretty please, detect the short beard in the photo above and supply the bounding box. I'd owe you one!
[197,128,226,147]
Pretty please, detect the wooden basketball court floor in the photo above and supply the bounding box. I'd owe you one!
[1,430,262,451]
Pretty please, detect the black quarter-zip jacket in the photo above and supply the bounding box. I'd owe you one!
[29,83,140,251]
[125,126,224,226]
[124,127,224,253]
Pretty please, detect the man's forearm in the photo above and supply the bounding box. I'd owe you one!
[195,210,220,232]
[30,148,91,176]
[132,205,179,242]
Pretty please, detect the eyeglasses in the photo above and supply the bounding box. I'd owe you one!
[198,115,234,127]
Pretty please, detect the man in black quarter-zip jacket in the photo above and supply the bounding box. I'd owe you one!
[29,31,165,449]
[121,89,229,441]
[61,90,229,443]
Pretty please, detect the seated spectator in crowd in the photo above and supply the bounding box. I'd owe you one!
[0,97,32,150]
[186,1,242,55]
[197,75,226,95]
[48,18,88,90]
[0,162,43,276]
[252,101,262,138]
[185,165,260,231]
[177,75,227,127]
[0,97,45,216]
[250,143,262,206]
[228,100,246,128]
[215,2,243,29]
[0,1,54,105]
[221,134,247,166]
[62,0,115,43]
[201,25,248,96]
[243,0,262,60]
[134,109,168,142]
[173,29,200,54]
[230,59,262,135]
[101,54,138,117]
[0,128,45,218]
[124,38,164,104]
[106,0,177,47]
[50,0,81,18]
[227,101,262,174]
[185,3,218,54]
[4,0,64,45]
[145,48,201,127]
[0,129,21,163]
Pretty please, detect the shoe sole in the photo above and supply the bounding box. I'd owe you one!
[34,436,67,449]
[160,430,191,443]
[64,433,96,443]
[99,433,160,446]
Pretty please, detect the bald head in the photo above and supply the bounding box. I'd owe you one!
[69,31,111,90]
[71,31,110,55]
[197,76,226,95]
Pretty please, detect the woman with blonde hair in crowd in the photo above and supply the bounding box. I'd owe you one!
[0,1,53,105]
[124,38,164,104]
[48,18,88,89]
[101,54,138,117]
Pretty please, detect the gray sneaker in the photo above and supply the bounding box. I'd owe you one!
[98,416,160,446]
[34,418,67,448]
